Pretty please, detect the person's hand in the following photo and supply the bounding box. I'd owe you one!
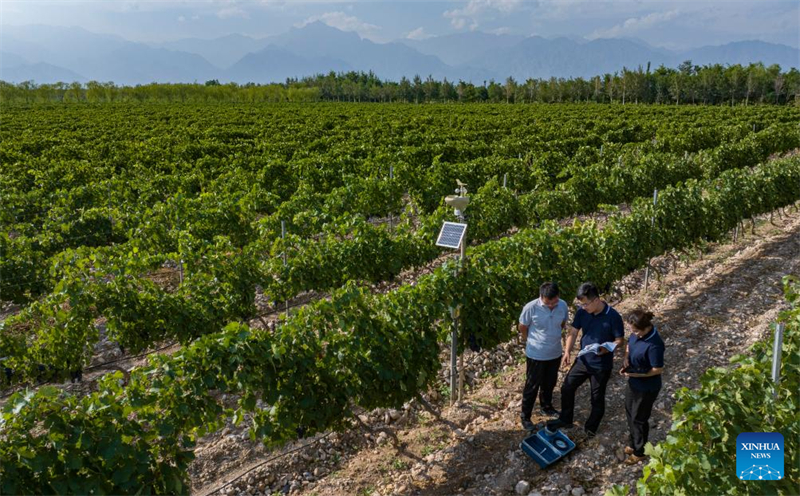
[560,353,571,370]
[619,367,629,377]
[597,347,609,355]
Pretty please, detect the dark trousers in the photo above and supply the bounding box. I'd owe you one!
[558,359,612,433]
[625,384,660,456]
[521,355,561,419]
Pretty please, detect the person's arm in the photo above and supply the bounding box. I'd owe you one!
[613,336,624,353]
[600,310,625,356]
[561,325,579,369]
[619,343,631,375]
[518,305,531,345]
[625,367,663,378]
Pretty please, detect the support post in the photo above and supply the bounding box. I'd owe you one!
[643,189,659,292]
[458,231,466,403]
[772,323,785,398]
[389,165,394,230]
[450,224,468,406]
[458,353,464,402]
[282,220,288,318]
[177,213,184,285]
[108,181,113,227]
[450,305,458,406]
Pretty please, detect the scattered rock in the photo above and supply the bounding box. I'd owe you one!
[377,431,388,445]
[516,480,531,494]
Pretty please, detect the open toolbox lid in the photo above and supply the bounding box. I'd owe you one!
[520,428,576,469]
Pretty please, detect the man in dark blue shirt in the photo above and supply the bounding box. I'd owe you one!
[547,282,624,436]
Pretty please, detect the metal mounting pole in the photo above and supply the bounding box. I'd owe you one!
[503,173,508,189]
[450,304,458,406]
[643,189,659,292]
[450,220,468,406]
[458,226,466,403]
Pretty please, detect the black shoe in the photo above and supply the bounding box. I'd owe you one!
[545,418,573,431]
[521,417,536,431]
[583,427,597,439]
[540,406,560,417]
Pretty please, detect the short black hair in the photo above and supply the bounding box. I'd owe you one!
[576,282,599,300]
[539,282,560,299]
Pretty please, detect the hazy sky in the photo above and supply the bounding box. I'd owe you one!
[2,0,798,50]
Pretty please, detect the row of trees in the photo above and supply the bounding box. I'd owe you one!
[0,80,321,104]
[303,62,796,105]
[1,61,797,105]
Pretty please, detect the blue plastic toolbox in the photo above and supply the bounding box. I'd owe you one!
[520,427,576,468]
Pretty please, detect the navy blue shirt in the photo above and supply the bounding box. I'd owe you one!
[572,303,624,371]
[627,327,665,392]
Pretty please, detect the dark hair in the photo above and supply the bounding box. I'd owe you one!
[539,282,560,299]
[576,282,599,300]
[627,309,655,330]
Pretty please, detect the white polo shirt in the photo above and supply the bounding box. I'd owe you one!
[519,297,568,361]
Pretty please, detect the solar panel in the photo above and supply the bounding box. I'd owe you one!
[436,222,467,249]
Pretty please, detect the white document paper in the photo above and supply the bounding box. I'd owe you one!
[577,341,617,357]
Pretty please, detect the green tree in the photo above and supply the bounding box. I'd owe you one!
[504,76,517,103]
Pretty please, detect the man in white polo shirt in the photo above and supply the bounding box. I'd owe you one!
[518,281,569,431]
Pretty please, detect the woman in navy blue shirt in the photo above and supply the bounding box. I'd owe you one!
[620,309,664,465]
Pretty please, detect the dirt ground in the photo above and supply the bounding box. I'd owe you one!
[191,205,800,496]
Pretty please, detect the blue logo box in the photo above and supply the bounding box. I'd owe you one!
[736,432,784,481]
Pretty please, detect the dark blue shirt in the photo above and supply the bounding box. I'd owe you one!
[627,327,665,392]
[572,303,624,371]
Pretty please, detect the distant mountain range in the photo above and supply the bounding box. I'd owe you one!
[1,23,798,85]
